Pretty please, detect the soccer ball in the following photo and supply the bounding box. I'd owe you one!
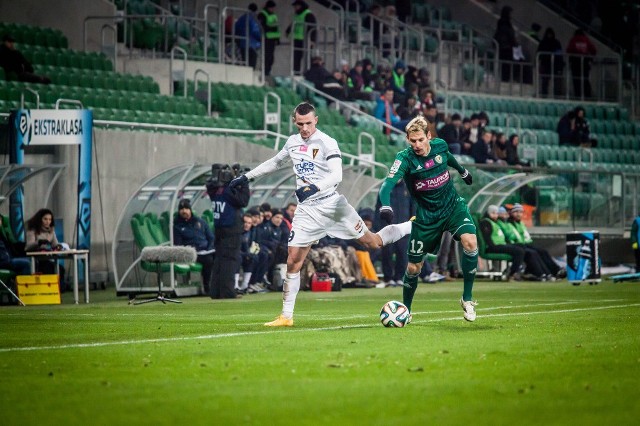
[380,300,410,327]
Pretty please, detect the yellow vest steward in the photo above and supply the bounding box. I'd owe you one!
[261,10,280,39]
[293,9,311,41]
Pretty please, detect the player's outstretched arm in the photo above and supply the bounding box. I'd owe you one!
[447,154,472,185]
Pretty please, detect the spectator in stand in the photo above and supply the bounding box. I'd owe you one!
[493,6,519,82]
[537,27,564,97]
[0,34,51,84]
[234,3,262,69]
[557,106,590,146]
[339,59,350,80]
[173,198,216,295]
[420,88,436,109]
[374,87,410,135]
[472,130,504,165]
[480,205,526,281]
[417,67,431,92]
[528,22,542,43]
[374,61,392,92]
[439,113,463,154]
[463,113,481,152]
[396,95,420,121]
[361,58,377,90]
[347,60,371,100]
[461,117,472,155]
[287,0,316,74]
[257,0,280,78]
[493,132,508,162]
[304,56,347,100]
[506,134,530,167]
[566,29,597,99]
[423,104,439,127]
[390,60,407,104]
[477,111,490,131]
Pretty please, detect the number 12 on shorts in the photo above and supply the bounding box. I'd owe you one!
[409,239,424,255]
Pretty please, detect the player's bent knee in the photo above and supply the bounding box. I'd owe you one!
[407,261,423,275]
[460,233,478,252]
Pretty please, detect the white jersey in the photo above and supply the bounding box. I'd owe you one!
[276,128,342,202]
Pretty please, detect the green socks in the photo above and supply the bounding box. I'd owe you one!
[461,247,478,301]
[402,272,420,311]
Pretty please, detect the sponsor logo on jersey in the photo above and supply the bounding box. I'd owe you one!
[416,165,423,170]
[388,159,402,177]
[295,160,315,175]
[299,145,308,152]
[414,170,450,191]
[354,220,364,232]
[313,148,319,159]
[424,159,435,169]
[435,154,443,164]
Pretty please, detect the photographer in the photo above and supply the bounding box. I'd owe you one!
[206,164,250,299]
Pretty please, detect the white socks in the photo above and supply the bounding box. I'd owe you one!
[241,272,252,290]
[281,272,301,319]
[377,220,412,246]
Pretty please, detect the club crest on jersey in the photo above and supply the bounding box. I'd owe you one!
[435,154,443,164]
[388,159,402,177]
[313,148,319,159]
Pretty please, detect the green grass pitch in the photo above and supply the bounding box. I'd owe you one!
[1,280,639,425]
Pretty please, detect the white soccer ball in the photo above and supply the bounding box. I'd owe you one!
[380,300,410,327]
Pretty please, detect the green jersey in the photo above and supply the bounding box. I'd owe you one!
[379,138,466,223]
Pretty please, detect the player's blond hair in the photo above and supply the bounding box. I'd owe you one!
[404,115,436,137]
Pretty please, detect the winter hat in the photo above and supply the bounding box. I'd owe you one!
[178,199,192,210]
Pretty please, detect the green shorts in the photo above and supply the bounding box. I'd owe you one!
[407,200,476,264]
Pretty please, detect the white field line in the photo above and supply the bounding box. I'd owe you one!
[0,303,638,353]
[0,299,627,320]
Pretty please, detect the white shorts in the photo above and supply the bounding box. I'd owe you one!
[288,193,368,247]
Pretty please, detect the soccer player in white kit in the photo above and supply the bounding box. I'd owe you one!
[229,102,411,326]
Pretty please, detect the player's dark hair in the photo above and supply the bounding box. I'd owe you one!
[292,102,316,119]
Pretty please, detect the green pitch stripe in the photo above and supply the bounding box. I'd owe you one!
[1,303,638,353]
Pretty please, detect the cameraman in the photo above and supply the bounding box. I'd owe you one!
[206,164,250,299]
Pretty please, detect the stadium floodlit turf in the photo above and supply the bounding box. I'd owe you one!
[1,280,639,425]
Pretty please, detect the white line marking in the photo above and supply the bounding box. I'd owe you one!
[1,303,638,353]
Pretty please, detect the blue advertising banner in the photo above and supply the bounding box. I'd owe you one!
[566,231,601,284]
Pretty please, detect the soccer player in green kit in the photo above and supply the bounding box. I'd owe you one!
[378,116,479,321]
